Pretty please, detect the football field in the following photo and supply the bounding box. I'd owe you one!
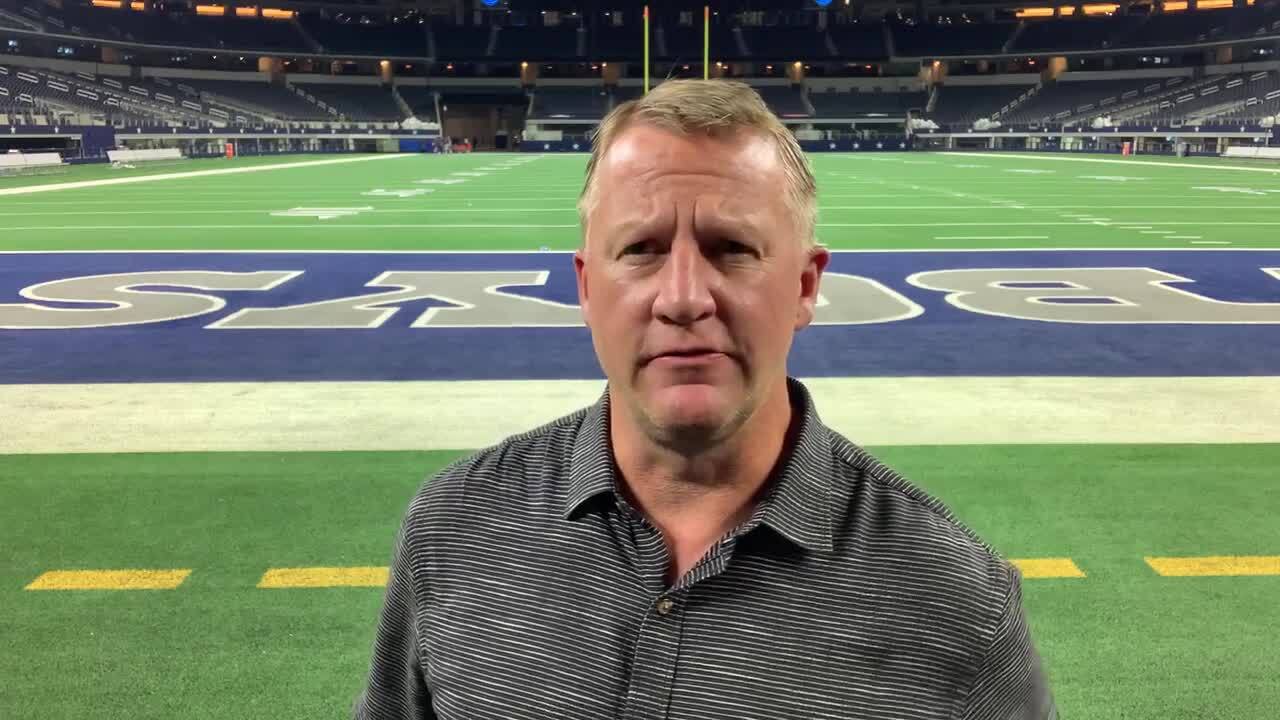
[2,150,1279,719]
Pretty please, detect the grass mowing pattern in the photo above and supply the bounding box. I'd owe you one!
[2,446,1278,718]
[1,152,1279,250]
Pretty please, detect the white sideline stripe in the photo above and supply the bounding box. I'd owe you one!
[2,377,1277,454]
[1190,240,1229,244]
[946,152,1280,174]
[933,235,1049,240]
[0,248,1273,255]
[8,221,1280,231]
[0,224,582,230]
[0,154,414,196]
[6,205,1280,215]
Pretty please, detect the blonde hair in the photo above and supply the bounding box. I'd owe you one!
[578,79,818,245]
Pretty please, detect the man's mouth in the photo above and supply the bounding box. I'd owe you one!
[646,348,729,365]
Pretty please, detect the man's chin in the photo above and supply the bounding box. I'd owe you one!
[643,384,737,442]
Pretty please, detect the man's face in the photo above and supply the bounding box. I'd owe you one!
[575,124,829,451]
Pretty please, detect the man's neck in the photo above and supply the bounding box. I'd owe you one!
[609,380,795,550]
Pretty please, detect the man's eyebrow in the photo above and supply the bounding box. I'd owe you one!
[695,206,763,239]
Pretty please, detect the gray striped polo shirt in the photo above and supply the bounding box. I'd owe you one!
[354,378,1057,720]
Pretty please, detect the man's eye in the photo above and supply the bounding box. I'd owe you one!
[620,240,658,257]
[717,239,756,257]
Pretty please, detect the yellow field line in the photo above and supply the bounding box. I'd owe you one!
[1011,558,1087,579]
[1145,556,1280,577]
[26,558,1277,590]
[257,566,389,589]
[25,569,191,590]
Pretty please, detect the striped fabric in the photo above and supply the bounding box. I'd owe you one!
[353,378,1056,719]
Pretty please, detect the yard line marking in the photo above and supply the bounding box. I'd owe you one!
[933,235,1050,240]
[1011,559,1086,579]
[270,207,373,220]
[947,151,1280,174]
[0,154,414,196]
[1145,556,1280,577]
[1117,225,1153,229]
[1140,230,1176,234]
[25,569,192,591]
[1190,239,1228,244]
[258,567,389,589]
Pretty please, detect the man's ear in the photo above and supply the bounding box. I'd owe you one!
[574,247,590,327]
[795,244,831,330]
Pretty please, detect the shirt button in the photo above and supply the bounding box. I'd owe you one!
[656,597,675,616]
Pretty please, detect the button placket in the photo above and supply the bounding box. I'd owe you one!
[655,596,675,616]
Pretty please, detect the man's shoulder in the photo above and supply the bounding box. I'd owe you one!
[404,405,592,519]
[824,427,1015,591]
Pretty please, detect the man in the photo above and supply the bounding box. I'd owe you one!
[354,79,1057,720]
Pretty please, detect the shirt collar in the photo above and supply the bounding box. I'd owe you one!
[561,378,835,554]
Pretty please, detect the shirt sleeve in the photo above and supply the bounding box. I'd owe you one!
[956,563,1058,720]
[352,511,435,720]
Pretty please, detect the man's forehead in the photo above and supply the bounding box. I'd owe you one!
[600,123,780,183]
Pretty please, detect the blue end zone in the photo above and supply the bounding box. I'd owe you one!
[2,250,1278,383]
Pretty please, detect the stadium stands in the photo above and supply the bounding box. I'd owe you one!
[529,86,607,120]
[810,87,927,117]
[826,21,890,61]
[1118,8,1234,47]
[395,86,440,122]
[432,24,496,61]
[929,84,1031,125]
[1123,71,1280,125]
[611,86,644,106]
[661,21,741,61]
[182,79,326,120]
[1012,16,1144,52]
[48,2,303,52]
[1000,76,1194,126]
[4,0,1278,62]
[893,21,1013,57]
[300,16,428,57]
[0,64,163,126]
[494,25,581,62]
[587,23,645,62]
[756,86,812,118]
[740,25,831,60]
[293,83,403,122]
[2,0,1278,157]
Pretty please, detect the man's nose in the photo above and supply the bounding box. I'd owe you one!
[652,235,716,326]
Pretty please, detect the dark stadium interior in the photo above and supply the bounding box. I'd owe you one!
[0,0,1277,155]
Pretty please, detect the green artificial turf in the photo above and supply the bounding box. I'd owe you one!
[2,150,1278,718]
[1,151,1279,250]
[2,445,1278,719]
